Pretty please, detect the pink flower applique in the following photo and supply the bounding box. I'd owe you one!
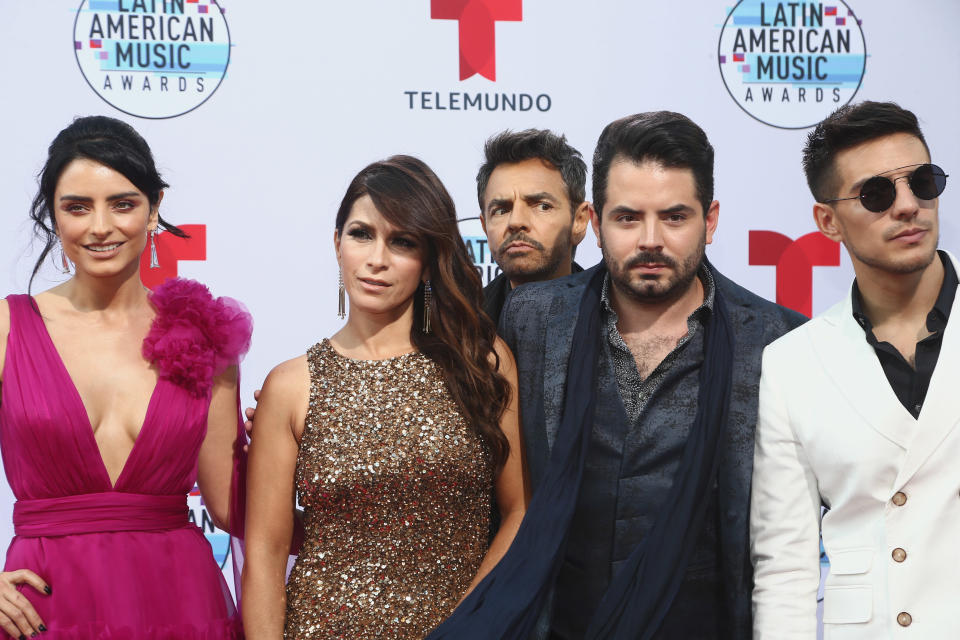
[142,279,252,397]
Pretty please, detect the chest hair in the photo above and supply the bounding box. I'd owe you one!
[621,331,686,381]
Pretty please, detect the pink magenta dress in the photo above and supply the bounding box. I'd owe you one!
[0,279,251,639]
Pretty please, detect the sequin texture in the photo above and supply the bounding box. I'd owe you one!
[284,340,493,639]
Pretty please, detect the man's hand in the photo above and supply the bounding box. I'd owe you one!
[242,389,261,453]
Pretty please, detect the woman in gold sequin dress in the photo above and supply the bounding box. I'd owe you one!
[242,155,528,639]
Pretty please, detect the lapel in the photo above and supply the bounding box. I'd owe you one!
[541,273,590,452]
[893,252,960,489]
[809,294,915,449]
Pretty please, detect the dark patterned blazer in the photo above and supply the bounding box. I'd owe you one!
[482,262,583,327]
[498,262,806,639]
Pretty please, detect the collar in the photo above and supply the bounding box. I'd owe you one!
[852,250,957,333]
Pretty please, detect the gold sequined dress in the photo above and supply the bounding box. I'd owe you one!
[284,340,494,639]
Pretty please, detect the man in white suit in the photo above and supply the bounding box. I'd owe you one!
[751,101,955,638]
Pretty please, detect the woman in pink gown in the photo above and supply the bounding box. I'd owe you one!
[0,116,250,638]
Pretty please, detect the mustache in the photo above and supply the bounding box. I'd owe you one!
[498,233,545,254]
[623,251,677,269]
[884,221,934,241]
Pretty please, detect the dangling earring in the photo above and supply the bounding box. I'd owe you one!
[337,268,346,319]
[149,229,160,269]
[423,280,433,333]
[58,240,71,274]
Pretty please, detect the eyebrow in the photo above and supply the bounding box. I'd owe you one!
[849,163,928,193]
[486,191,561,214]
[346,220,372,231]
[346,219,414,240]
[607,203,694,217]
[522,191,561,205]
[485,197,513,214]
[59,191,142,202]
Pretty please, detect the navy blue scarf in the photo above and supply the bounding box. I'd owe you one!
[428,263,735,639]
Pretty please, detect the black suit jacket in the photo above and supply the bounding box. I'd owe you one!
[498,262,807,639]
[482,262,583,326]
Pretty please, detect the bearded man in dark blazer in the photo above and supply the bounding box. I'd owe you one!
[498,112,806,639]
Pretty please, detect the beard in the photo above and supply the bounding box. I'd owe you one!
[494,226,573,285]
[602,233,706,304]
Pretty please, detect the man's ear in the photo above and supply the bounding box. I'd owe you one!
[571,201,590,247]
[589,204,602,248]
[704,200,719,245]
[813,202,844,243]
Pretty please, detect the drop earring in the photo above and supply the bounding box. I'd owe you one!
[422,280,433,333]
[337,268,346,319]
[59,241,71,274]
[149,229,160,269]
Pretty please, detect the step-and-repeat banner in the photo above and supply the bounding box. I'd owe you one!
[2,0,958,622]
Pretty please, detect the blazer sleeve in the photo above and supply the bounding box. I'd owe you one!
[750,345,822,639]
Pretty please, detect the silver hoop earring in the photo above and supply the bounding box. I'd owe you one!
[423,280,433,333]
[149,229,160,269]
[337,268,346,319]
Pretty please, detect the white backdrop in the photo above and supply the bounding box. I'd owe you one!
[1,0,958,611]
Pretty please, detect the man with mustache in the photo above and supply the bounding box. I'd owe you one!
[476,129,590,323]
[751,102,957,638]
[497,111,805,638]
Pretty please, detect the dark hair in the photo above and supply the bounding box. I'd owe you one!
[592,111,715,217]
[803,101,929,202]
[28,115,186,291]
[335,155,511,471]
[476,129,587,214]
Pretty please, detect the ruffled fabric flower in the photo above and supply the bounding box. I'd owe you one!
[142,278,253,397]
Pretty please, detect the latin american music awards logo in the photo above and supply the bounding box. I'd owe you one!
[73,0,231,119]
[718,0,866,129]
[189,484,231,568]
[458,218,501,286]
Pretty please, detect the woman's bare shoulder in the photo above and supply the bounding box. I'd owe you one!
[259,354,311,408]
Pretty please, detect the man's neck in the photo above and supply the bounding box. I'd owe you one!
[855,253,944,329]
[508,260,573,290]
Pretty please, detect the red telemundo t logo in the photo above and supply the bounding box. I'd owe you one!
[431,0,522,81]
[749,230,840,317]
[139,224,207,290]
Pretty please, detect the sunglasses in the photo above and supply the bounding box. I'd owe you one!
[824,163,948,213]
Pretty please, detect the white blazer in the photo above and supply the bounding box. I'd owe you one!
[751,252,960,640]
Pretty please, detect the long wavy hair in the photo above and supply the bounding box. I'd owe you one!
[335,155,511,471]
[28,115,187,292]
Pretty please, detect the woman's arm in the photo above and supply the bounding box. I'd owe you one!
[0,300,51,636]
[241,357,309,638]
[0,299,9,382]
[196,364,241,531]
[460,338,530,598]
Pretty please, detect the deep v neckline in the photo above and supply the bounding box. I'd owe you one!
[30,298,161,491]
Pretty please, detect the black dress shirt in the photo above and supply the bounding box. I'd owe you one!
[851,250,958,418]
